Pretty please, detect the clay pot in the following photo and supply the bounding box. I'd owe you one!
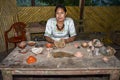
[92,39,103,47]
[106,46,116,56]
[99,46,116,56]
[88,41,93,47]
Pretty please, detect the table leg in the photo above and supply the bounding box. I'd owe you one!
[1,70,13,80]
[110,70,120,80]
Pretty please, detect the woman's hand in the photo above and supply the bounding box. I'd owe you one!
[45,36,54,43]
[54,39,65,48]
[64,36,76,43]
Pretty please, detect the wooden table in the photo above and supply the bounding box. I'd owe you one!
[0,41,120,80]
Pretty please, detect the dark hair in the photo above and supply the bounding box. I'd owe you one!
[55,4,67,13]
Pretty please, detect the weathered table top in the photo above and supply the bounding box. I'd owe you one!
[0,41,120,70]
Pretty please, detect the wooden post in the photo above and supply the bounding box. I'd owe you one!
[79,0,85,32]
[80,0,85,20]
[31,0,35,6]
[110,70,120,80]
[1,70,13,80]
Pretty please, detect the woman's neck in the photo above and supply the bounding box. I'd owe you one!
[57,21,64,25]
[57,21,64,31]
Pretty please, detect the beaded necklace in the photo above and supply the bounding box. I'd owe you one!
[56,24,64,31]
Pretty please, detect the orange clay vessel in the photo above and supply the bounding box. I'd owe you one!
[45,43,53,48]
[27,56,37,64]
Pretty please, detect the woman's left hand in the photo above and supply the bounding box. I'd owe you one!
[54,39,65,48]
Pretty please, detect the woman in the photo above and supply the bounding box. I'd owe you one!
[44,4,76,44]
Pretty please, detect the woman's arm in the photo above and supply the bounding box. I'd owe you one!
[64,36,76,43]
[45,36,54,43]
[65,18,76,43]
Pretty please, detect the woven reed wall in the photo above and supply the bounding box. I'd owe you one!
[17,6,80,23]
[84,6,120,32]
[0,0,18,52]
[0,0,120,52]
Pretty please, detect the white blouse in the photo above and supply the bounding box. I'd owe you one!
[44,17,76,41]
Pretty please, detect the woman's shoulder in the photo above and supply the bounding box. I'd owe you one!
[65,17,74,21]
[47,18,56,22]
[65,17,74,23]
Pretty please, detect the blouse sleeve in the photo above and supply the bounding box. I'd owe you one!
[68,19,77,37]
[44,19,52,37]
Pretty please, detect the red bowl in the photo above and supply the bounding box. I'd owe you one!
[45,43,53,48]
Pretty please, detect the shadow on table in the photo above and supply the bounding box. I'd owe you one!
[0,71,3,80]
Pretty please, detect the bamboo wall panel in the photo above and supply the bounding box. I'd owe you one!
[0,16,15,51]
[0,0,18,52]
[1,0,17,15]
[17,6,80,23]
[84,6,120,32]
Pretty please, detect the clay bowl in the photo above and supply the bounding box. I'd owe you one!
[26,56,37,64]
[45,43,53,48]
[18,41,27,49]
[27,41,36,46]
[81,42,88,48]
[54,41,65,48]
[31,47,43,54]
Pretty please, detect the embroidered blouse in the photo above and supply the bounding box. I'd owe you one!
[44,17,76,41]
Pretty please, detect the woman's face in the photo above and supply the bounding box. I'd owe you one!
[55,8,66,22]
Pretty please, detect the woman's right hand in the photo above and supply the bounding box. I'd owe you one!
[54,39,65,48]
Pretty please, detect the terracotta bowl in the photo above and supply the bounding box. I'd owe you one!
[18,41,26,49]
[27,41,36,46]
[81,42,88,48]
[26,56,37,64]
[45,43,53,48]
